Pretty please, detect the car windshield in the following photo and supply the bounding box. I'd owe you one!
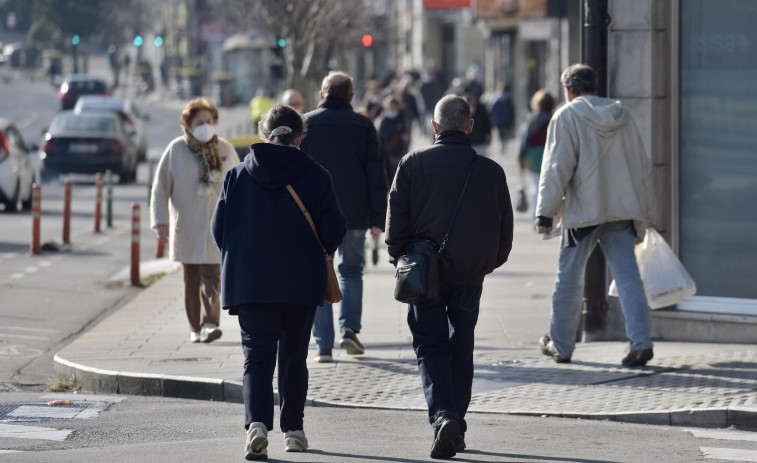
[50,114,116,135]
[68,81,106,93]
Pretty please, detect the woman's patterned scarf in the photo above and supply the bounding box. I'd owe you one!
[183,130,222,193]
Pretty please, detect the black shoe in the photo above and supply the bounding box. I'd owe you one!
[430,416,460,459]
[313,348,333,363]
[622,348,653,367]
[453,432,466,452]
[539,334,571,363]
[339,329,365,355]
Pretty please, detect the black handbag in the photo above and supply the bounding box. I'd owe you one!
[516,186,528,212]
[394,156,477,305]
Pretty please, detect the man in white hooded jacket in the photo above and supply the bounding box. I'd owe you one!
[535,64,659,367]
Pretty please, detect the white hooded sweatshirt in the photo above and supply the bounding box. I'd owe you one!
[535,95,658,242]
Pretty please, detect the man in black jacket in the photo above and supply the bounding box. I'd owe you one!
[301,71,388,363]
[385,95,513,459]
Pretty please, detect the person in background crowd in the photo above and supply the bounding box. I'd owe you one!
[211,104,345,460]
[465,93,492,156]
[518,89,556,214]
[488,82,515,155]
[536,64,659,368]
[386,94,513,459]
[280,89,306,113]
[375,94,411,180]
[301,71,388,363]
[249,88,274,130]
[150,97,238,344]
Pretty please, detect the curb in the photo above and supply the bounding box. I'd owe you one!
[53,354,757,430]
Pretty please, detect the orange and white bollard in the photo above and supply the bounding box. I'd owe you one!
[30,184,42,255]
[62,180,72,245]
[130,203,141,286]
[94,172,104,233]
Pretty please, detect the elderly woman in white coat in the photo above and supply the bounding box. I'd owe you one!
[150,97,238,343]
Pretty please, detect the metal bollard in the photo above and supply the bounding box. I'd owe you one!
[130,203,141,286]
[94,172,104,233]
[106,170,113,228]
[30,184,42,255]
[62,180,72,245]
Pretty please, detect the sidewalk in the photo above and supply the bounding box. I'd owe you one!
[53,120,757,430]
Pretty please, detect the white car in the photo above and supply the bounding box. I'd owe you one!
[0,119,37,212]
[73,95,149,161]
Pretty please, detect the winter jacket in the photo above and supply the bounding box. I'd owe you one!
[536,95,659,242]
[150,136,238,264]
[385,131,514,286]
[210,142,346,310]
[518,110,552,174]
[301,97,387,230]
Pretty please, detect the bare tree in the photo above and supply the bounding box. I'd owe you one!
[219,0,381,92]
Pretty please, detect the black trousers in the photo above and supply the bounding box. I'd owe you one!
[237,303,317,432]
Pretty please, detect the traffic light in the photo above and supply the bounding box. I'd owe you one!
[154,36,163,47]
[276,38,287,48]
[71,34,80,46]
[133,35,143,47]
[362,34,373,48]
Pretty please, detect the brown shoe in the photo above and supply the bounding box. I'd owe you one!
[539,334,571,363]
[339,329,365,355]
[622,348,653,367]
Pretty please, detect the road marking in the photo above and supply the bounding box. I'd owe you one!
[23,267,38,273]
[38,260,52,267]
[687,428,757,442]
[0,344,43,358]
[9,273,24,279]
[4,326,59,334]
[0,423,71,441]
[0,449,23,453]
[701,446,757,461]
[0,333,49,340]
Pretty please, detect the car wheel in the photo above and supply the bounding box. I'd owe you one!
[2,180,19,213]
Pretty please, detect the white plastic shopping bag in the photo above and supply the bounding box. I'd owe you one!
[608,228,696,309]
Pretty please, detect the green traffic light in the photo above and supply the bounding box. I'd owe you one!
[72,34,80,45]
[154,36,163,47]
[133,35,143,47]
[277,38,286,48]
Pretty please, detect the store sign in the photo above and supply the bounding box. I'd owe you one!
[474,0,547,19]
[425,0,470,9]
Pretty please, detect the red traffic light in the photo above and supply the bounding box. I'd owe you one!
[362,33,373,47]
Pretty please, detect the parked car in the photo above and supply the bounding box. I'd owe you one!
[40,111,138,183]
[74,96,149,161]
[57,74,109,110]
[0,119,37,212]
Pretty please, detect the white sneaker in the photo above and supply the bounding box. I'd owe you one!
[245,422,268,460]
[284,430,308,452]
[189,331,201,343]
[200,323,222,343]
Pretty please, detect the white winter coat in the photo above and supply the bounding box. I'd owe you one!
[536,95,658,242]
[150,136,239,263]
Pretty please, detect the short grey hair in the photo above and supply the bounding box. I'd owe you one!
[560,64,597,94]
[433,95,471,133]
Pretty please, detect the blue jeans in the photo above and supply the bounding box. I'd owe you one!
[238,303,316,432]
[312,229,366,349]
[407,282,482,432]
[550,221,653,358]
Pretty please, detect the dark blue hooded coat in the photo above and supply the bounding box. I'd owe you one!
[210,142,346,311]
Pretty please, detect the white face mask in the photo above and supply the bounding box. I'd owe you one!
[192,123,216,143]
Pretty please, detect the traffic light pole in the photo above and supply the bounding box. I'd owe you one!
[580,0,611,339]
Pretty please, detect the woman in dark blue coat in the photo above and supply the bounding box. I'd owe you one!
[211,104,346,460]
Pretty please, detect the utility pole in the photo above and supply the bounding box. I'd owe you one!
[580,0,611,339]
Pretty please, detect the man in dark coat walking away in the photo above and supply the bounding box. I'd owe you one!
[385,95,514,459]
[301,71,388,363]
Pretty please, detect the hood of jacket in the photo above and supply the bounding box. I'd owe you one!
[570,95,630,138]
[244,142,311,189]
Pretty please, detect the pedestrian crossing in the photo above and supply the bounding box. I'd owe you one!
[686,428,757,462]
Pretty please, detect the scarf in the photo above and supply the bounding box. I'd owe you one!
[183,130,222,193]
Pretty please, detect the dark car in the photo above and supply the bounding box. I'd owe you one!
[41,111,138,183]
[58,74,109,110]
[0,119,38,212]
